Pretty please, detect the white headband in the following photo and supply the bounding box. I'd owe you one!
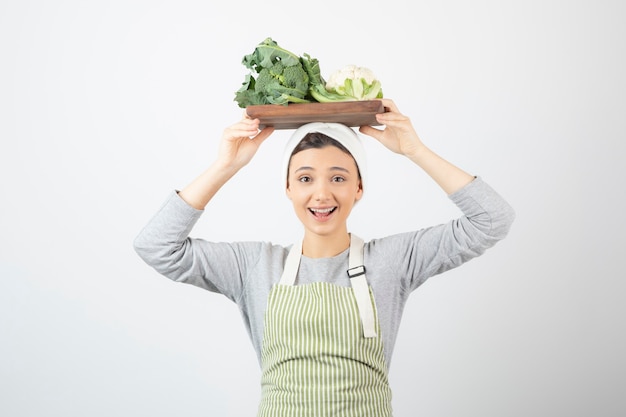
[281,122,368,192]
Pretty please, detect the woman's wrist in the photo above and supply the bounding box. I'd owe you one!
[403,142,430,165]
[211,158,242,179]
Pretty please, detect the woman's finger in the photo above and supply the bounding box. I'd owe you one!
[359,125,383,140]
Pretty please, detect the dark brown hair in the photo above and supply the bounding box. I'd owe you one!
[290,132,352,156]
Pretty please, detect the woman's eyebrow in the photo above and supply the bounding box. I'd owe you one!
[294,166,351,173]
[329,166,350,173]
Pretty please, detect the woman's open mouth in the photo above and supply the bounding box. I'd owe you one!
[309,207,337,220]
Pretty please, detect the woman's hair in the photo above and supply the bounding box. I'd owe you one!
[289,132,362,180]
[290,131,351,156]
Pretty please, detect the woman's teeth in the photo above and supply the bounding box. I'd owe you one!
[310,207,336,215]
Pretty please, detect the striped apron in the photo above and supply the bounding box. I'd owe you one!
[257,235,393,417]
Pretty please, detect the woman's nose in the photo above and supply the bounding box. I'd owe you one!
[314,182,330,201]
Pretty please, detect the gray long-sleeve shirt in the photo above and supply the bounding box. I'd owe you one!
[134,177,515,367]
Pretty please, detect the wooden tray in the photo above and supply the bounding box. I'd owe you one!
[245,100,385,130]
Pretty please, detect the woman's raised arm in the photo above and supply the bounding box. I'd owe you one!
[179,116,274,210]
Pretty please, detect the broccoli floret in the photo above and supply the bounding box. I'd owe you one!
[282,65,309,91]
[251,63,309,105]
[268,61,285,79]
[254,68,276,94]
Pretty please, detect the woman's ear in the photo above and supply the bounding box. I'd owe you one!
[355,180,363,201]
[285,181,292,200]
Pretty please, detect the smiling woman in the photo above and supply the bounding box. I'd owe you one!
[285,128,364,256]
[133,98,516,416]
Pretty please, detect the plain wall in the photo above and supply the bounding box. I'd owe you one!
[1,0,624,416]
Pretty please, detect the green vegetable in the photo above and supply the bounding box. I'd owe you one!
[234,38,313,107]
[234,38,383,107]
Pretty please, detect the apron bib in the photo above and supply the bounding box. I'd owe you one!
[257,235,393,417]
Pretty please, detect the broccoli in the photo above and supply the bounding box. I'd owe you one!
[234,38,313,107]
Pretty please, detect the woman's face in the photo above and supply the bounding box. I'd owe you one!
[286,145,363,239]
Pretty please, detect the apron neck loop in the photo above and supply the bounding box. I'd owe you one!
[279,234,377,338]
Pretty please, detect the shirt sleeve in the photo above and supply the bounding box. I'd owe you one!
[133,191,263,302]
[371,177,516,292]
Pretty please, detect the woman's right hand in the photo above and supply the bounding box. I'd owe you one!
[178,116,274,210]
[216,115,275,172]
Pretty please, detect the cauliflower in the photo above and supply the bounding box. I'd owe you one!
[326,65,376,89]
[324,65,383,101]
[306,63,383,102]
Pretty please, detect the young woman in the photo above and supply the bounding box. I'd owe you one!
[134,99,515,416]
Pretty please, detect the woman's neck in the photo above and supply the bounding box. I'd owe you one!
[301,230,350,258]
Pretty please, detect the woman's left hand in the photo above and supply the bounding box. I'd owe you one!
[359,99,424,159]
[361,98,475,195]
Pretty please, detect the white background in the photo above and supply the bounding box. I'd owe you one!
[1,0,625,416]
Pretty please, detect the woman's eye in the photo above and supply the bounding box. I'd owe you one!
[298,176,312,183]
[332,176,345,182]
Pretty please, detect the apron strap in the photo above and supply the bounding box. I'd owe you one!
[348,234,377,338]
[279,234,377,338]
[279,239,302,285]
